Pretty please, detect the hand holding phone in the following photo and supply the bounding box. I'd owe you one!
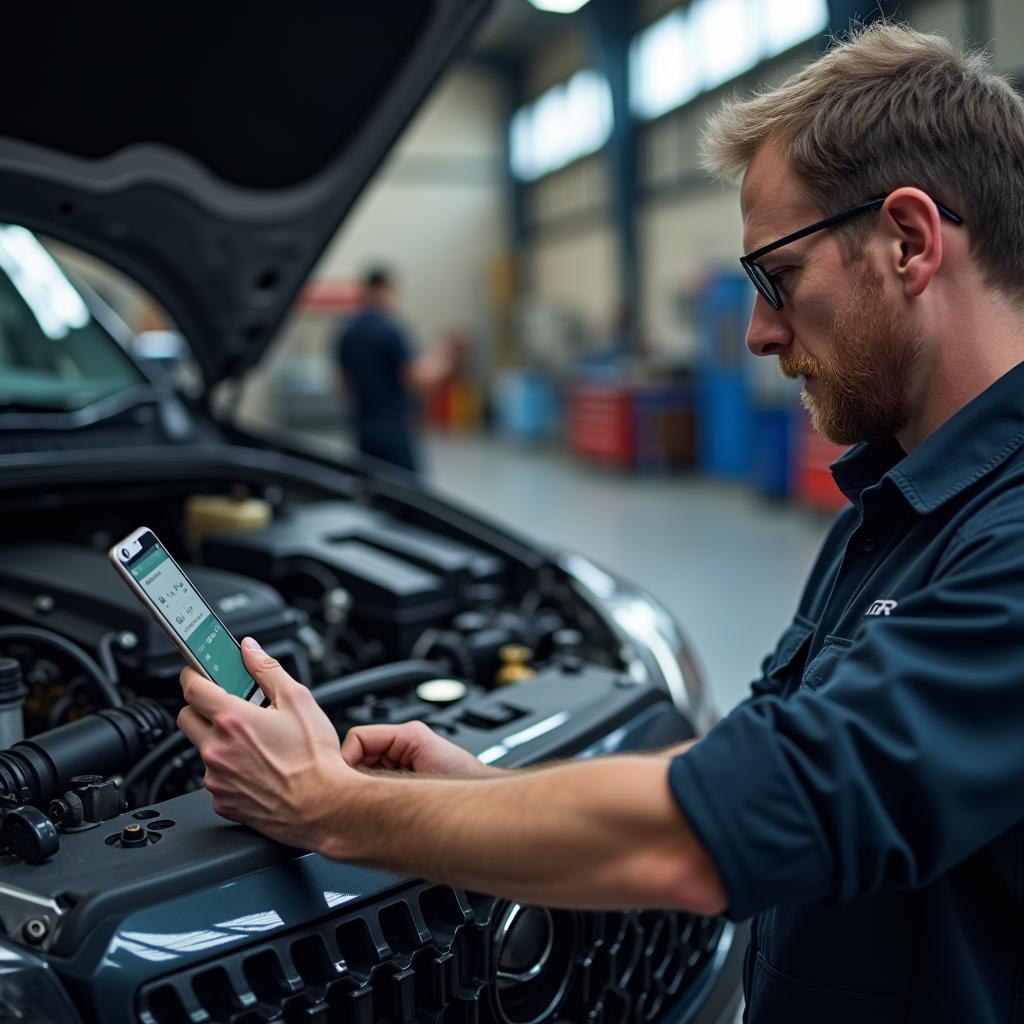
[177,638,347,849]
[109,526,263,705]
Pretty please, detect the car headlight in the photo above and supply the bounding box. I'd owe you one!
[558,552,714,735]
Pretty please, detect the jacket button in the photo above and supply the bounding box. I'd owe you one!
[861,537,876,553]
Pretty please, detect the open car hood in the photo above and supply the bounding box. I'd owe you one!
[0,2,491,388]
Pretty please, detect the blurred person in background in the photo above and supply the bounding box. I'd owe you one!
[335,267,451,473]
[182,24,1024,1023]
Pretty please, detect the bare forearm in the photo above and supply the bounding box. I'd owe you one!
[661,738,698,758]
[318,755,726,915]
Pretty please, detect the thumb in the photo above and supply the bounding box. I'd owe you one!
[240,636,293,703]
[339,728,368,767]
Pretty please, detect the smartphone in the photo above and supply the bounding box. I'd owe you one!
[108,526,263,705]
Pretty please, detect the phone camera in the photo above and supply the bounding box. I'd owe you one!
[121,548,130,560]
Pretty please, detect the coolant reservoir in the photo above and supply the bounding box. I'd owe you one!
[185,494,272,545]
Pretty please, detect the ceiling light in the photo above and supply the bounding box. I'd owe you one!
[527,0,592,13]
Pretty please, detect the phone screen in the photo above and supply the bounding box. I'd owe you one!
[125,538,257,699]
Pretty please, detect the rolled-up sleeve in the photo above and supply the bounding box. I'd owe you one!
[670,514,1024,921]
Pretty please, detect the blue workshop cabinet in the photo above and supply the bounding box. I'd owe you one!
[696,272,754,480]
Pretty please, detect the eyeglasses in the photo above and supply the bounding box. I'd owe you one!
[740,195,964,310]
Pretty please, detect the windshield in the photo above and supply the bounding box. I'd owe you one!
[0,225,146,410]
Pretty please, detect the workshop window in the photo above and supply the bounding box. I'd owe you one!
[629,0,828,120]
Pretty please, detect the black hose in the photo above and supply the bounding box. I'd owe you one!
[46,682,87,730]
[410,629,475,680]
[147,748,199,804]
[120,730,189,793]
[311,659,448,712]
[0,625,123,708]
[97,632,122,687]
[330,625,370,669]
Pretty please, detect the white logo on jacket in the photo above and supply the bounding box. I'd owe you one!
[866,599,898,617]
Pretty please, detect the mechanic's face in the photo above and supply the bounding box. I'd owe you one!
[366,283,395,310]
[779,260,922,445]
[741,143,922,446]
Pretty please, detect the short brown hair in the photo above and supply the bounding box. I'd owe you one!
[701,23,1024,300]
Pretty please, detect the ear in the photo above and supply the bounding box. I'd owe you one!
[879,188,943,299]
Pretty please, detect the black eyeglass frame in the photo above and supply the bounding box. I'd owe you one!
[740,195,964,310]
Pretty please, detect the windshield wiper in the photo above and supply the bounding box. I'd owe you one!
[0,385,161,429]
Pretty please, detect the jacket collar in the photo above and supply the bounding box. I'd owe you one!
[831,359,1024,514]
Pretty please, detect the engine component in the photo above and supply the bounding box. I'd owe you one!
[116,823,148,848]
[1,806,59,863]
[0,656,27,747]
[49,775,121,830]
[0,624,121,710]
[551,627,583,657]
[409,627,476,678]
[202,502,505,653]
[0,544,308,699]
[496,644,535,686]
[415,678,467,705]
[0,699,171,809]
[184,493,272,545]
[415,606,568,686]
[310,659,448,713]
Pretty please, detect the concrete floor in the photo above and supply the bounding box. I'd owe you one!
[417,432,831,716]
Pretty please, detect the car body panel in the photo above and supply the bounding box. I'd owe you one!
[0,1,492,387]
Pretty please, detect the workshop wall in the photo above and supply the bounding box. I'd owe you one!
[523,154,615,339]
[632,51,803,359]
[991,0,1024,74]
[529,221,618,344]
[317,66,509,347]
[236,65,510,430]
[638,189,740,362]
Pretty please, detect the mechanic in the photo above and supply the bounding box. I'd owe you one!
[335,267,450,473]
[179,24,1024,1022]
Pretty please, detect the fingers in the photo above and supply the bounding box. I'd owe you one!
[240,637,298,704]
[340,725,395,768]
[341,724,410,769]
[340,722,429,770]
[339,728,365,767]
[179,666,234,719]
[177,704,214,747]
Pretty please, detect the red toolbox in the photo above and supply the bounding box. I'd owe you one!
[795,410,849,512]
[569,383,634,468]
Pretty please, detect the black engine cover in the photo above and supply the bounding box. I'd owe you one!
[202,503,504,652]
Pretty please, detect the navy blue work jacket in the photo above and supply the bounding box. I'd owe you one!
[670,360,1024,1023]
[335,310,417,472]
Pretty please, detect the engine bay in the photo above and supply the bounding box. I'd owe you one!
[0,451,735,1024]
[0,464,623,830]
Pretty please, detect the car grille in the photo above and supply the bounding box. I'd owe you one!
[137,881,724,1024]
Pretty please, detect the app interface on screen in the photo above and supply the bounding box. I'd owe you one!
[129,541,255,699]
